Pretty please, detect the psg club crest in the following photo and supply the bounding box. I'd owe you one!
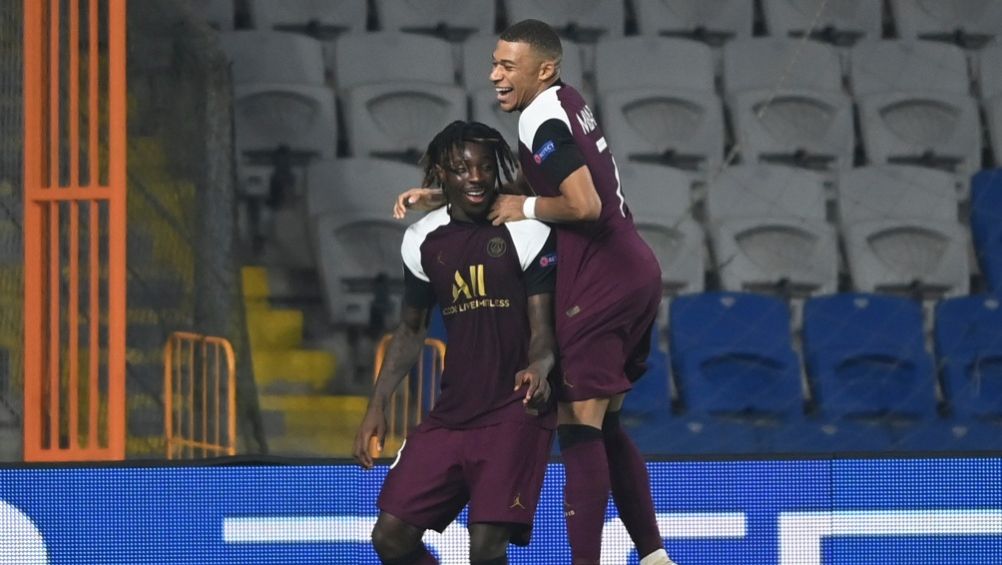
[487,237,507,258]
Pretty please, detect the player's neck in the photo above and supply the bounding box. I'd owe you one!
[521,77,560,112]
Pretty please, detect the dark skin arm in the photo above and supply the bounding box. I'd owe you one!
[391,173,532,219]
[490,165,603,225]
[514,292,557,412]
[353,303,429,469]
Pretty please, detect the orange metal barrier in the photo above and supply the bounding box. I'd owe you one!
[371,335,446,455]
[23,0,128,461]
[164,332,237,459]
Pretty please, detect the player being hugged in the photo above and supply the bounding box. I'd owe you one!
[354,121,558,565]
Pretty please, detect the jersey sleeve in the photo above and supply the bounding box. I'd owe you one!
[401,223,428,282]
[531,118,586,188]
[403,263,435,308]
[523,230,556,296]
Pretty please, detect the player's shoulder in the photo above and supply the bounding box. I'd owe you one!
[519,85,574,147]
[403,207,451,251]
[504,218,550,245]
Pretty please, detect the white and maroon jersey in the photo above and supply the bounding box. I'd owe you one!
[517,81,661,324]
[401,207,557,429]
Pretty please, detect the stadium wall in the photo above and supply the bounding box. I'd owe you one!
[2,455,1001,564]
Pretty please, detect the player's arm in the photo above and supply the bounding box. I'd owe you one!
[490,119,601,225]
[514,231,557,411]
[392,187,445,219]
[353,265,434,468]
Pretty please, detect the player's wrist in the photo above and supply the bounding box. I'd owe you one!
[523,196,538,220]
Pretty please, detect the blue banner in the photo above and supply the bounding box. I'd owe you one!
[1,457,1001,563]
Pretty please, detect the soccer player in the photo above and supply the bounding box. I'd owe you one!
[393,20,676,565]
[354,120,558,565]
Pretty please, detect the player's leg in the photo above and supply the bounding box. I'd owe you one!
[371,512,437,564]
[468,522,515,564]
[558,397,612,564]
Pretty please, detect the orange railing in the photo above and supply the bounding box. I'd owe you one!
[164,332,237,459]
[371,335,446,455]
[23,0,128,461]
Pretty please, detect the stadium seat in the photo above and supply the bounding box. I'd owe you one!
[978,44,1002,167]
[722,38,854,171]
[218,30,327,85]
[935,294,1002,417]
[333,33,466,161]
[233,84,337,161]
[189,0,234,31]
[306,159,423,326]
[503,0,624,42]
[849,40,981,179]
[375,0,495,41]
[464,34,585,148]
[622,323,672,418]
[838,165,969,297]
[620,163,705,295]
[971,169,1002,293]
[670,292,804,421]
[803,294,938,445]
[594,37,724,176]
[891,0,1002,47]
[762,0,882,45]
[633,0,753,45]
[250,0,366,39]
[707,165,837,296]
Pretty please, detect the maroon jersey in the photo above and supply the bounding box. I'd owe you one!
[401,207,557,429]
[517,82,662,328]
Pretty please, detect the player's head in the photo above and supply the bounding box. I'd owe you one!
[421,121,517,222]
[491,19,562,113]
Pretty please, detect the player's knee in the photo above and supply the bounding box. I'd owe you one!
[468,523,510,563]
[557,423,603,451]
[371,514,422,560]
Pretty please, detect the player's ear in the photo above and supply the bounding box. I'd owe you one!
[538,59,557,82]
[434,164,446,185]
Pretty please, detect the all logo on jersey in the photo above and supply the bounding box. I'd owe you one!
[533,140,556,164]
[487,237,507,258]
[443,264,511,316]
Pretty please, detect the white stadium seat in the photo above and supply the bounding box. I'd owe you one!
[233,84,337,160]
[849,40,981,179]
[333,33,465,161]
[723,38,854,171]
[838,165,969,297]
[891,0,1002,47]
[504,0,624,42]
[762,0,882,45]
[218,31,326,85]
[707,165,837,295]
[306,159,423,325]
[619,163,705,295]
[978,43,1002,166]
[594,37,724,175]
[250,0,366,38]
[633,0,753,44]
[375,0,495,40]
[189,0,234,31]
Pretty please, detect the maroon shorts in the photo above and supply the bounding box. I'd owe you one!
[377,418,554,535]
[555,279,661,402]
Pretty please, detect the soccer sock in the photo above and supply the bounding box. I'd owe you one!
[381,544,438,565]
[470,556,507,565]
[603,411,664,558]
[558,424,611,564]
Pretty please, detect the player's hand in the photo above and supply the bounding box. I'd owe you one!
[514,365,551,413]
[353,406,387,470]
[392,187,444,219]
[489,194,528,225]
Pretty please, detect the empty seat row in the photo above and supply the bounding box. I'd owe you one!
[193,0,1002,49]
[625,290,1002,453]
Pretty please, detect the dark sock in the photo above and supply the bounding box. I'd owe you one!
[470,556,507,565]
[559,424,611,563]
[382,544,438,565]
[603,412,663,557]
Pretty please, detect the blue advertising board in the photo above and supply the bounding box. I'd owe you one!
[1,457,1001,563]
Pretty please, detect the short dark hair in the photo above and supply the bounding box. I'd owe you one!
[420,121,517,193]
[500,19,562,63]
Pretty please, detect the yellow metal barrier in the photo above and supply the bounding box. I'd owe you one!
[371,335,446,456]
[164,332,237,459]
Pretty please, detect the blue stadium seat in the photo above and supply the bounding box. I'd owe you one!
[935,295,1002,421]
[622,319,672,418]
[804,294,937,422]
[971,170,1002,294]
[670,292,803,418]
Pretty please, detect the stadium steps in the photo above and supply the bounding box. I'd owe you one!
[259,394,367,457]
